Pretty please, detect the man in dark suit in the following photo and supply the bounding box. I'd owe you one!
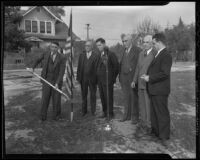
[119,34,141,124]
[95,38,119,119]
[141,33,172,147]
[77,40,97,116]
[32,42,66,121]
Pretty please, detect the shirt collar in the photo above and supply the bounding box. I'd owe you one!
[155,47,165,57]
[147,48,153,55]
[126,45,132,53]
[87,51,92,54]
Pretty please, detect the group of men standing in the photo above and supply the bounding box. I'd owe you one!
[32,32,172,147]
[77,33,172,147]
[77,38,119,119]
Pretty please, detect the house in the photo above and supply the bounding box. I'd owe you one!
[19,6,81,49]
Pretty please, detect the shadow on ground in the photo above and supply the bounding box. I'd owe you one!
[4,68,196,158]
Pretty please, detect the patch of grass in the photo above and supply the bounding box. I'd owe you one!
[5,70,195,155]
[5,89,104,153]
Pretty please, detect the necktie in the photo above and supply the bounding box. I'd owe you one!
[51,52,56,62]
[144,51,148,57]
[125,49,128,55]
[101,52,104,57]
[87,52,90,59]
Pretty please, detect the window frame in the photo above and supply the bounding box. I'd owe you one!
[40,21,46,34]
[32,20,38,33]
[46,21,52,34]
[24,19,32,33]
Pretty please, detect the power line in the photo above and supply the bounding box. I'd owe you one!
[85,24,91,40]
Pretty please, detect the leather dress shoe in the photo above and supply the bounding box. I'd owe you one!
[106,114,114,120]
[159,139,171,148]
[119,118,127,122]
[41,117,46,121]
[53,116,62,121]
[82,112,87,117]
[98,113,106,118]
[131,119,139,124]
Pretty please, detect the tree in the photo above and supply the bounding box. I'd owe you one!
[4,6,31,52]
[136,16,162,47]
[109,42,124,60]
[165,17,195,61]
[136,16,162,36]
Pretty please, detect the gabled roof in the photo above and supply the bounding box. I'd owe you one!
[22,6,64,23]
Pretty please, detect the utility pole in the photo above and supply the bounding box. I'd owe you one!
[86,24,91,40]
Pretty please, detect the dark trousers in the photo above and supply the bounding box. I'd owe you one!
[120,74,139,121]
[98,82,114,116]
[150,95,170,140]
[41,77,62,120]
[81,79,97,114]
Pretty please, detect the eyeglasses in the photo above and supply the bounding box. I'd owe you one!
[122,40,128,43]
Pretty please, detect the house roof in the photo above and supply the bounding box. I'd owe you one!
[22,6,64,23]
[21,6,81,41]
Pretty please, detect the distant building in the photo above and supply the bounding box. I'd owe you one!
[19,6,81,49]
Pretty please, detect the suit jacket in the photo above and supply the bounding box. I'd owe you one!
[96,48,119,85]
[76,51,97,84]
[133,48,156,89]
[32,51,66,86]
[119,45,141,83]
[147,48,172,96]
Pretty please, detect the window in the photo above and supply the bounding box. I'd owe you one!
[25,20,31,32]
[32,21,38,33]
[40,21,45,33]
[46,22,51,34]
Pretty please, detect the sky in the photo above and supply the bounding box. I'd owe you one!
[21,2,195,46]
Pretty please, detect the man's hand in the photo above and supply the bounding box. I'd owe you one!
[55,83,58,89]
[140,74,149,82]
[131,81,136,88]
[26,67,34,73]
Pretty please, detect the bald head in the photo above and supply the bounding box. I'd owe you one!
[122,34,133,49]
[85,39,93,52]
[143,35,153,50]
[144,35,152,42]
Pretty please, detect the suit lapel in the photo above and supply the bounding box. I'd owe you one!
[150,48,166,66]
[128,46,136,60]
[53,52,60,68]
[45,52,51,67]
[89,51,95,60]
[120,49,126,64]
[140,51,146,67]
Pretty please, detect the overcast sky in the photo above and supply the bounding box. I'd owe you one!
[21,2,195,46]
[62,2,195,46]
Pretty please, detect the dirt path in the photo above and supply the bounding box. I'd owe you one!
[3,66,196,158]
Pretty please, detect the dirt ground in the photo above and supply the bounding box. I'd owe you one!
[3,62,196,158]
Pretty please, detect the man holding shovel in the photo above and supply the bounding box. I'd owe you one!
[31,42,66,121]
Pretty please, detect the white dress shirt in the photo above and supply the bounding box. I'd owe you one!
[87,51,92,59]
[126,45,132,55]
[101,51,105,57]
[155,47,165,58]
[51,52,57,62]
[147,48,153,55]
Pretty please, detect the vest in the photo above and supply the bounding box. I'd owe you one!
[46,56,55,81]
[121,53,130,74]
[83,56,93,81]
